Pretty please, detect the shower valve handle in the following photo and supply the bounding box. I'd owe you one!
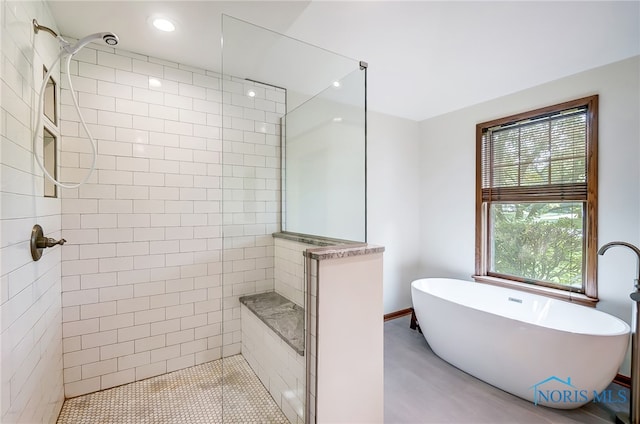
[30,224,67,261]
[37,237,66,248]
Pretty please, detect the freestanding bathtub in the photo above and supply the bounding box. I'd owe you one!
[411,278,630,409]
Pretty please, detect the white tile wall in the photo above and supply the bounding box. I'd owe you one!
[220,78,283,356]
[274,238,308,306]
[59,44,285,396]
[242,236,320,423]
[241,305,305,424]
[1,1,65,422]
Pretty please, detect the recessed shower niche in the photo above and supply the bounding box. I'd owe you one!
[42,66,58,198]
[43,66,57,123]
[42,127,57,198]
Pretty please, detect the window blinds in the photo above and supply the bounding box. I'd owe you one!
[481,107,588,202]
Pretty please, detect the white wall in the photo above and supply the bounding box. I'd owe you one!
[1,1,65,422]
[367,111,422,314]
[419,56,640,373]
[315,252,384,424]
[274,237,308,307]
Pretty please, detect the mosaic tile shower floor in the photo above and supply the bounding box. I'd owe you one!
[56,355,289,424]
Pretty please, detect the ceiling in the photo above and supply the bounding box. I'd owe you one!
[47,1,640,121]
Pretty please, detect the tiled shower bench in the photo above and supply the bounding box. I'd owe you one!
[239,292,305,424]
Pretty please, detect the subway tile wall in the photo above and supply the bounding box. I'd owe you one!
[1,1,65,422]
[274,238,308,307]
[241,237,317,424]
[220,76,284,357]
[271,238,319,423]
[59,40,284,397]
[241,304,305,424]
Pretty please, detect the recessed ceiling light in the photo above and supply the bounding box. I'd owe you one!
[333,117,343,122]
[247,89,256,98]
[332,81,341,88]
[152,17,175,32]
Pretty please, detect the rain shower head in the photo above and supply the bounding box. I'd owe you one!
[64,32,119,54]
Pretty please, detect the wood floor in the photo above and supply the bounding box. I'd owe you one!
[384,315,629,424]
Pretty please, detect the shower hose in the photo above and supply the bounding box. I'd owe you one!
[33,45,97,189]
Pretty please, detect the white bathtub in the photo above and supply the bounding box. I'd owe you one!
[411,278,630,409]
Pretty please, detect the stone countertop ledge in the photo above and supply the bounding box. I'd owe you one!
[272,231,359,247]
[239,292,304,356]
[304,244,385,261]
[272,231,385,260]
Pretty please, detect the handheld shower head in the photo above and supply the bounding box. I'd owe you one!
[103,33,119,46]
[64,32,119,55]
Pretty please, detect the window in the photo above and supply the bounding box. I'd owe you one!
[475,95,598,304]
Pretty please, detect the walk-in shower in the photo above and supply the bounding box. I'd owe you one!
[26,12,366,423]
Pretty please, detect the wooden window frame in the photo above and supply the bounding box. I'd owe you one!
[474,95,598,306]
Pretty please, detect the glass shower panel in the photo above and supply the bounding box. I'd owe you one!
[283,68,366,242]
[220,16,356,111]
[221,14,365,424]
